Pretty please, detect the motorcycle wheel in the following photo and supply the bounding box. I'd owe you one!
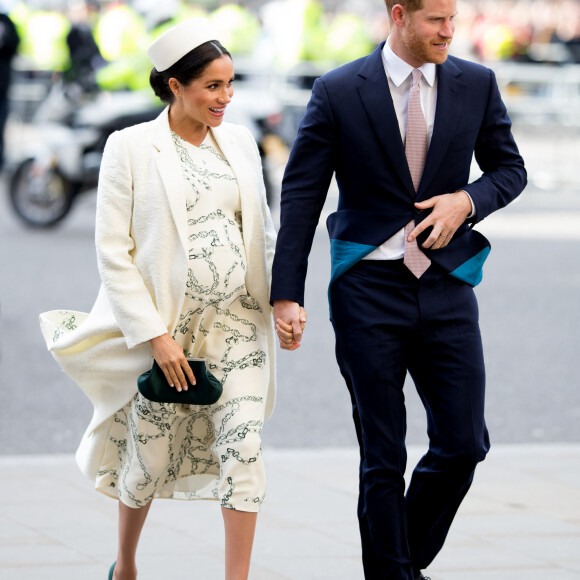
[9,159,75,227]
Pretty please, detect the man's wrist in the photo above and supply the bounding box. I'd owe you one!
[273,299,301,307]
[457,189,475,219]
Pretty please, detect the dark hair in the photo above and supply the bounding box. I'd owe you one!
[149,40,232,104]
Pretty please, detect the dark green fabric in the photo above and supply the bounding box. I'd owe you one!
[138,359,223,405]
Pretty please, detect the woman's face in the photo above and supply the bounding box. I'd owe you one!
[170,55,234,129]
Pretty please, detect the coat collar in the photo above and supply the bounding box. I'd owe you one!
[150,108,189,251]
[356,44,465,199]
[149,107,257,253]
[382,37,436,88]
[211,122,265,269]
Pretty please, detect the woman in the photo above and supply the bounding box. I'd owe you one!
[40,18,278,580]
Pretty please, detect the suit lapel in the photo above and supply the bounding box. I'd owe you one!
[418,58,465,198]
[356,44,415,197]
[357,49,466,200]
[150,108,189,253]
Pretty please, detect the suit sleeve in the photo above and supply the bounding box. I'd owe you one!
[462,68,527,222]
[95,132,168,349]
[270,78,337,306]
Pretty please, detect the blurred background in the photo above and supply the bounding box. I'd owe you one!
[0,0,579,454]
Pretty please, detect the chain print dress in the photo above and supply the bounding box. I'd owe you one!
[95,129,269,512]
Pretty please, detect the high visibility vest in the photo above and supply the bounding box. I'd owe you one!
[94,4,147,62]
[15,9,71,71]
[325,14,374,64]
[208,4,261,55]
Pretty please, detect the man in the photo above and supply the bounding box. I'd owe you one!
[0,6,19,171]
[271,1,526,579]
[65,2,105,90]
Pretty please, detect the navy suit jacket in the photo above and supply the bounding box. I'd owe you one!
[271,43,527,306]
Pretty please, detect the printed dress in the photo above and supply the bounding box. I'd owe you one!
[95,129,269,511]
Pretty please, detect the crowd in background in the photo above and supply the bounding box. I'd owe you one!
[0,0,579,165]
[459,0,580,63]
[2,0,580,86]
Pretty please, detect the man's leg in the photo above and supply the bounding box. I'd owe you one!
[331,260,419,580]
[339,371,382,578]
[406,271,490,574]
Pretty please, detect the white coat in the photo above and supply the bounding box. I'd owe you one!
[40,108,277,481]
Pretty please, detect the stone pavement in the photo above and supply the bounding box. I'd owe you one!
[0,444,579,580]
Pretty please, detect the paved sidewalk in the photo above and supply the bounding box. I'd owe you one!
[0,444,579,579]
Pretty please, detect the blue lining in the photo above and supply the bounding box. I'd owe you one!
[449,247,491,287]
[328,239,379,317]
[330,239,379,285]
[328,240,490,318]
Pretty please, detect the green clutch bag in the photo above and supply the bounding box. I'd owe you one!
[137,358,223,405]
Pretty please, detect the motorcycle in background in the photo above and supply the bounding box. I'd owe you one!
[8,80,162,227]
[8,78,286,227]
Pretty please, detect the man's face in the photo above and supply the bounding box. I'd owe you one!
[396,0,457,67]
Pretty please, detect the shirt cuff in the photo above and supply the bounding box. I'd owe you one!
[459,190,476,218]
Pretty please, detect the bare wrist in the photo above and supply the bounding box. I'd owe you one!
[456,189,474,218]
[150,333,169,345]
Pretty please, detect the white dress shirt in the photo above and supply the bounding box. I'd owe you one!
[364,37,437,261]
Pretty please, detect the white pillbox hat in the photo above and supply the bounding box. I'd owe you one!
[147,18,218,72]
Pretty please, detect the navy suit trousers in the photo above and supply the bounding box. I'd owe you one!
[330,259,490,580]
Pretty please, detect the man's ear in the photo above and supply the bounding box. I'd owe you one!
[391,4,406,27]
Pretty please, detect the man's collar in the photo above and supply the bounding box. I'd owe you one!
[382,36,436,87]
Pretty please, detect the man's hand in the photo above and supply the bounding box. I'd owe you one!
[408,190,472,250]
[273,300,307,351]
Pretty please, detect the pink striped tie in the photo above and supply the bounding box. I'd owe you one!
[403,68,431,278]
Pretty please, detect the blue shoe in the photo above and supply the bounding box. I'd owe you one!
[108,561,116,580]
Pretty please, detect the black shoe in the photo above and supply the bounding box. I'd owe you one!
[415,574,430,580]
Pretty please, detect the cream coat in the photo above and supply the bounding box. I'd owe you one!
[40,108,277,480]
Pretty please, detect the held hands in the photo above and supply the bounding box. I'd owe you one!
[408,190,472,250]
[273,300,308,351]
[272,193,470,349]
[150,333,196,391]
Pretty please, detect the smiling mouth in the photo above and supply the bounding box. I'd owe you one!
[209,107,226,115]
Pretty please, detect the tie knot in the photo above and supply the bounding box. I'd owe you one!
[411,68,422,87]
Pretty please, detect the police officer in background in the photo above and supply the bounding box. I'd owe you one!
[65,1,105,91]
[0,4,19,171]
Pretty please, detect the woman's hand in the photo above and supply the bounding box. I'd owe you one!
[274,301,307,350]
[150,333,195,391]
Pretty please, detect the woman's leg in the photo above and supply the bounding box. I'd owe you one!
[222,507,257,580]
[113,500,153,580]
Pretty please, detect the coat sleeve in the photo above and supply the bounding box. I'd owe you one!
[248,127,277,291]
[270,77,337,306]
[237,124,276,302]
[462,68,527,222]
[94,131,169,349]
